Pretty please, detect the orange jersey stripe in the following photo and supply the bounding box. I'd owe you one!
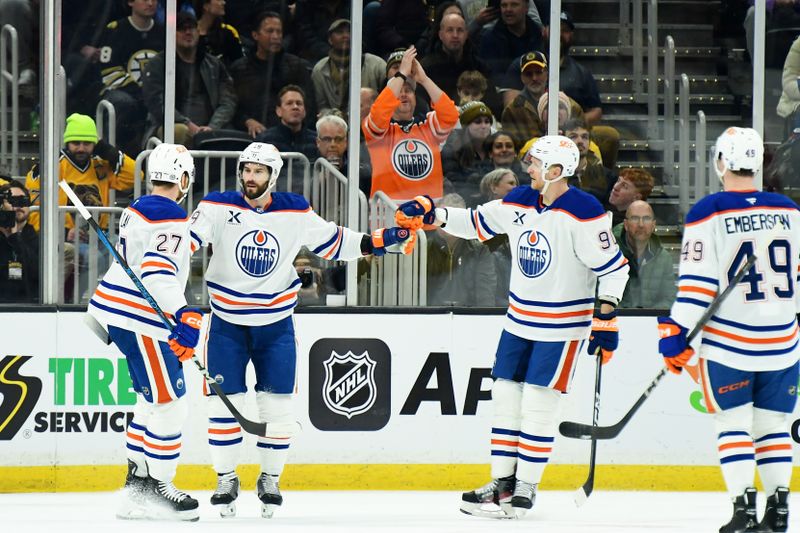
[322,228,343,260]
[755,444,793,454]
[126,432,144,442]
[140,261,176,271]
[209,427,241,435]
[490,439,519,447]
[553,340,579,392]
[678,285,717,297]
[719,442,754,451]
[703,325,799,345]
[699,359,716,414]
[144,441,181,451]
[518,442,552,453]
[508,302,594,319]
[141,336,171,404]
[212,290,298,308]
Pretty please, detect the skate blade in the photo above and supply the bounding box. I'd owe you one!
[459,502,516,520]
[144,505,200,522]
[213,502,237,518]
[261,503,279,519]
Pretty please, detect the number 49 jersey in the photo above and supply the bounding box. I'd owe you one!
[88,195,191,340]
[672,190,800,371]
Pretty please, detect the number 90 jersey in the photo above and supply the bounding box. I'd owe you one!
[88,195,191,340]
[672,190,800,371]
[440,186,629,342]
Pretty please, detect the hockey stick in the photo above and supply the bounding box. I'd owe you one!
[59,181,267,437]
[573,350,602,506]
[559,253,758,441]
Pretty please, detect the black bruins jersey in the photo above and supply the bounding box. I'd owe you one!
[98,17,165,93]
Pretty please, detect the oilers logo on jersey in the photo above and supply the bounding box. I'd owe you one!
[517,230,552,278]
[236,229,280,277]
[323,350,378,419]
[391,140,434,180]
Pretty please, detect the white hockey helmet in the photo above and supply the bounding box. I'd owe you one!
[713,127,764,181]
[525,135,580,195]
[147,143,195,197]
[238,142,283,192]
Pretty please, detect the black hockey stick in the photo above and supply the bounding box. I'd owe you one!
[60,181,267,437]
[573,350,602,506]
[559,253,758,441]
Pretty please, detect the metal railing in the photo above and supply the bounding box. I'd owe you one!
[368,192,427,306]
[646,0,659,140]
[1,24,19,176]
[312,158,368,233]
[678,73,691,218]
[96,99,117,207]
[663,36,676,191]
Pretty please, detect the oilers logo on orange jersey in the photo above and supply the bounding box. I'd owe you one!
[391,140,434,181]
[517,230,551,278]
[236,229,279,277]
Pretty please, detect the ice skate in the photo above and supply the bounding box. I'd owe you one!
[759,487,789,532]
[510,479,537,519]
[210,471,240,518]
[719,487,758,533]
[256,473,283,518]
[142,477,199,521]
[116,460,149,519]
[460,475,515,519]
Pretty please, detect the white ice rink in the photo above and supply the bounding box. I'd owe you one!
[3,489,798,532]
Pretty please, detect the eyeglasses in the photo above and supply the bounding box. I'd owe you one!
[318,136,346,144]
[626,215,654,224]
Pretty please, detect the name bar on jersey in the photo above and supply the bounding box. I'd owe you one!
[724,213,791,234]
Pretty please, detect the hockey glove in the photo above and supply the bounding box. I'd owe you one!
[168,307,203,362]
[587,309,618,365]
[395,195,435,231]
[371,227,416,256]
[657,317,694,375]
[92,139,123,167]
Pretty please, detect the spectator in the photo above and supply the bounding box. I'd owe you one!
[478,0,543,88]
[360,87,378,123]
[416,2,470,55]
[25,113,135,235]
[194,0,244,68]
[442,101,495,202]
[294,249,326,306]
[542,10,620,167]
[229,11,313,138]
[608,167,655,226]
[97,0,165,155]
[315,114,373,195]
[456,70,488,106]
[375,0,430,58]
[613,200,675,309]
[480,131,529,184]
[0,181,38,303]
[142,11,241,148]
[478,168,518,305]
[292,0,350,62]
[362,46,459,200]
[0,0,38,87]
[500,51,581,147]
[419,12,504,118]
[311,19,386,116]
[257,84,319,167]
[777,35,800,134]
[426,193,496,306]
[564,117,616,208]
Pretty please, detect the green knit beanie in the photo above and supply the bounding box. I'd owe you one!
[63,113,98,144]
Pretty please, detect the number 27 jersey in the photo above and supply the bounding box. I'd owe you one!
[671,190,800,371]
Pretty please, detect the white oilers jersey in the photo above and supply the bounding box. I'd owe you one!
[190,191,365,326]
[88,195,191,340]
[671,190,800,371]
[442,186,629,341]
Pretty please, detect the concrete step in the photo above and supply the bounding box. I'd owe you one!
[574,23,715,48]
[604,113,742,140]
[595,75,728,94]
[564,0,721,25]
[601,93,740,115]
[570,46,721,75]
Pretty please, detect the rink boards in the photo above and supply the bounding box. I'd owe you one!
[0,311,798,492]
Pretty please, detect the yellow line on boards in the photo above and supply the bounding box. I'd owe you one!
[1,464,796,493]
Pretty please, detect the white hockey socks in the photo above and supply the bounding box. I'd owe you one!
[752,408,793,496]
[126,394,152,477]
[516,384,561,484]
[490,378,522,479]
[714,404,756,498]
[256,392,296,477]
[208,393,246,474]
[144,396,188,482]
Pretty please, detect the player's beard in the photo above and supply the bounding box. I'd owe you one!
[243,180,269,200]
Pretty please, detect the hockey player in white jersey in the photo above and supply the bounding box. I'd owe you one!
[189,142,415,518]
[657,127,799,533]
[87,143,204,521]
[397,135,629,519]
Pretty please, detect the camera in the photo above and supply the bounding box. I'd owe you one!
[299,267,315,288]
[0,210,14,229]
[0,189,30,208]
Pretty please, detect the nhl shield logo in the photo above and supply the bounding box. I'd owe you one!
[322,350,377,419]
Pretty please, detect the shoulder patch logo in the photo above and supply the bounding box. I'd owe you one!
[391,140,434,181]
[517,230,552,278]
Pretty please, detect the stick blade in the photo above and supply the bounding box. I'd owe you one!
[559,420,594,439]
[573,484,591,507]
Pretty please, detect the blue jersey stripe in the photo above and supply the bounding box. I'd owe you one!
[89,299,167,330]
[591,250,623,273]
[209,437,243,447]
[256,442,290,450]
[756,457,792,465]
[492,428,520,436]
[708,315,797,332]
[477,211,497,236]
[210,300,297,315]
[142,270,176,279]
[143,251,178,270]
[519,432,555,443]
[509,292,595,308]
[719,431,750,438]
[506,313,592,329]
[207,278,301,299]
[99,279,142,299]
[311,229,340,255]
[144,451,180,461]
[720,453,755,464]
[679,274,719,286]
[676,296,710,308]
[517,455,549,463]
[754,432,790,442]
[701,337,799,356]
[490,450,518,458]
[145,430,181,441]
[209,417,237,424]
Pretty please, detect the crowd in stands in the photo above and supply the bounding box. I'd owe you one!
[1,0,689,309]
